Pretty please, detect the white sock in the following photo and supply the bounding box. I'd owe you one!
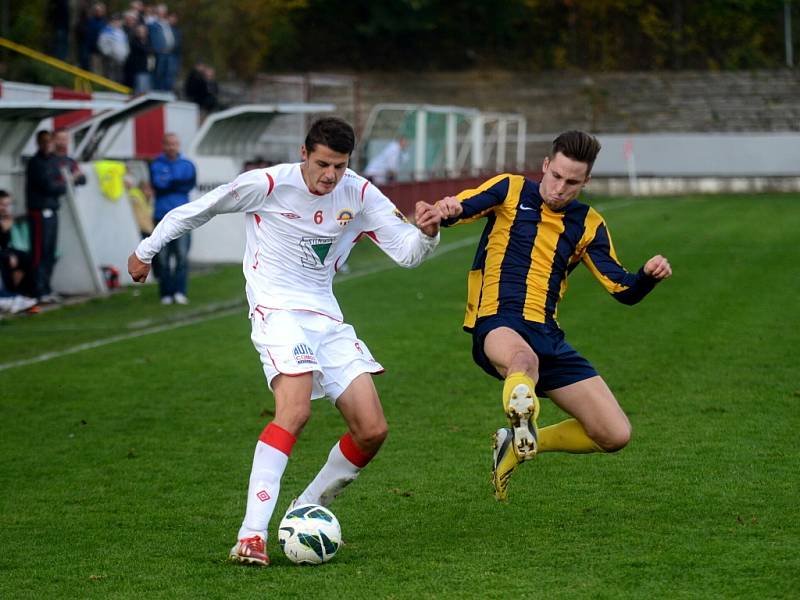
[237,440,289,540]
[297,433,372,507]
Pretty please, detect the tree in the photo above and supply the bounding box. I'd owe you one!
[170,0,307,80]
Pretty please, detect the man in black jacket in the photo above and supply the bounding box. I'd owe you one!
[25,130,66,303]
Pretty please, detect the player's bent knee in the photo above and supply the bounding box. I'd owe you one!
[354,422,388,453]
[505,348,538,378]
[595,422,632,452]
[274,403,312,435]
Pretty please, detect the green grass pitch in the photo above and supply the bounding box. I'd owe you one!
[1,193,798,599]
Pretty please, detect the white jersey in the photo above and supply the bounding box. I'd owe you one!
[135,163,439,321]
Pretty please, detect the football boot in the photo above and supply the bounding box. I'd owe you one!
[491,428,520,501]
[229,534,269,566]
[502,374,540,460]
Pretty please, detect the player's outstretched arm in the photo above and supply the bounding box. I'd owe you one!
[643,255,672,281]
[128,253,151,282]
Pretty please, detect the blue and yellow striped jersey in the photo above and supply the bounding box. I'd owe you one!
[442,174,657,331]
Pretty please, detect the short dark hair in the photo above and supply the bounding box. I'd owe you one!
[0,189,9,199]
[305,117,355,155]
[550,130,601,175]
[36,130,50,143]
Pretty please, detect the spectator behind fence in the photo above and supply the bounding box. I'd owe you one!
[97,13,130,83]
[167,13,182,94]
[49,0,71,61]
[122,8,138,35]
[183,62,219,120]
[128,0,145,23]
[0,190,37,314]
[25,130,66,304]
[76,1,91,70]
[85,2,108,74]
[149,133,196,305]
[149,4,175,91]
[364,136,409,185]
[125,23,152,93]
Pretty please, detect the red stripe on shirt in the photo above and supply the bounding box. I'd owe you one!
[253,305,343,323]
[354,231,378,243]
[265,172,274,195]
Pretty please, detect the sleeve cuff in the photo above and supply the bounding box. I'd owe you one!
[135,245,153,264]
[420,228,440,246]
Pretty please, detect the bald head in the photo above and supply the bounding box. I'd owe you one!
[162,133,180,160]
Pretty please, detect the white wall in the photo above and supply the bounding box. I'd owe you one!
[592,133,800,176]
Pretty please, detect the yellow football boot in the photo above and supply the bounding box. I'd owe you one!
[502,373,540,460]
[491,428,521,501]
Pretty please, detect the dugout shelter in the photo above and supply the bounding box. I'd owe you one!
[0,84,195,296]
[0,97,130,296]
[53,93,176,295]
[359,103,527,181]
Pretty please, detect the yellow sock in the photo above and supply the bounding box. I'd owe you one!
[502,372,539,420]
[538,418,605,453]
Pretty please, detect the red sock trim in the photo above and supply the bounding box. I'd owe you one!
[339,432,374,468]
[259,422,296,457]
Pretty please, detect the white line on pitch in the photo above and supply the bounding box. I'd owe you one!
[0,236,479,372]
[0,198,645,372]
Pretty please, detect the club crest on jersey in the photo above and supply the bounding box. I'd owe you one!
[336,209,354,226]
[293,344,316,365]
[393,209,409,223]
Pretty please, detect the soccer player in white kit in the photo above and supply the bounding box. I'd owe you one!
[128,117,444,566]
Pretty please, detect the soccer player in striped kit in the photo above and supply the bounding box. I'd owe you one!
[434,130,672,501]
[128,117,444,565]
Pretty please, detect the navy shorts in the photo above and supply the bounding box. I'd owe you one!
[472,314,598,395]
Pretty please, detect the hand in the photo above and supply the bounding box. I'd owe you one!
[415,201,442,237]
[644,255,672,280]
[435,196,463,219]
[128,253,151,282]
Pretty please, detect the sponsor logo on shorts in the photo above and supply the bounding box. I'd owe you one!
[293,343,317,365]
[280,212,301,219]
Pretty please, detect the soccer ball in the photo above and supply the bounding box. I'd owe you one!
[278,503,342,565]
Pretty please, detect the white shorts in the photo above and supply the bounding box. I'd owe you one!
[250,308,384,402]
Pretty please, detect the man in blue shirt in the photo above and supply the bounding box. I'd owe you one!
[150,132,196,304]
